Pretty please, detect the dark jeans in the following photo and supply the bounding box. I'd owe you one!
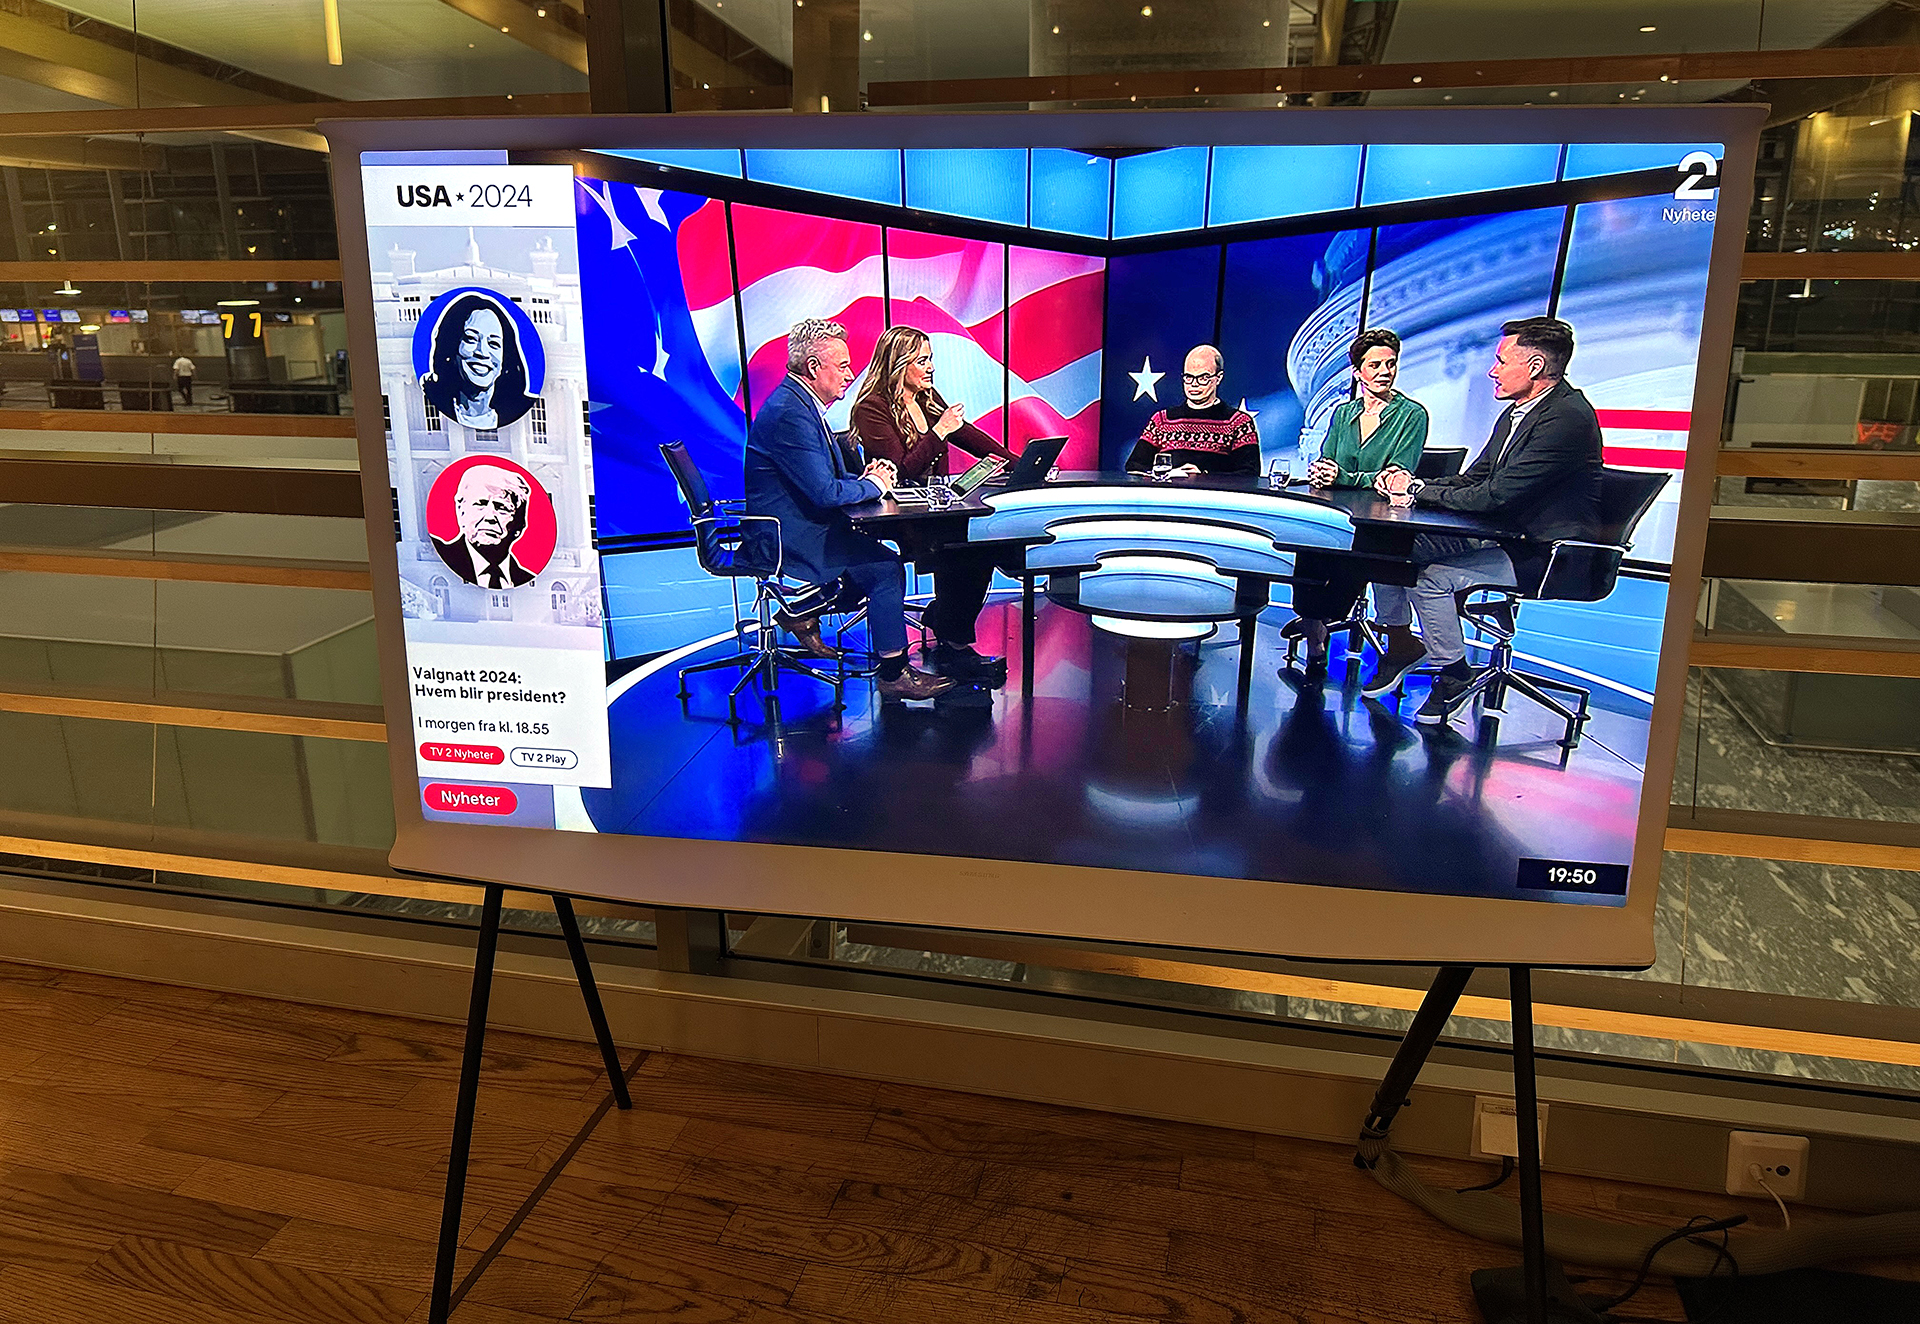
[923,546,997,647]
[788,543,908,655]
[176,375,193,405]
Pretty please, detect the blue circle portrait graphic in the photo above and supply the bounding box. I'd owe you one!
[412,286,546,431]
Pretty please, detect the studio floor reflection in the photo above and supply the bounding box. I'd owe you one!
[585,599,1653,905]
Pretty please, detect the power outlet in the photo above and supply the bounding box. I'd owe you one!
[1471,1095,1548,1161]
[1726,1130,1809,1200]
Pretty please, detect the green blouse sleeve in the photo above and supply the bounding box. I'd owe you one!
[1322,405,1360,484]
[1372,399,1429,485]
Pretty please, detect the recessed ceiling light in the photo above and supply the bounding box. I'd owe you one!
[1141,5,1152,15]
[862,29,871,40]
[1052,25,1059,33]
[1640,25,1656,32]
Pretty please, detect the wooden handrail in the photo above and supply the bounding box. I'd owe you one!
[0,684,383,743]
[868,43,1920,107]
[1716,446,1920,481]
[0,260,342,282]
[1691,631,1920,678]
[1,410,356,438]
[0,92,590,139]
[0,545,370,590]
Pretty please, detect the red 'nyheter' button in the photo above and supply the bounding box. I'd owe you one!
[419,742,505,765]
[423,783,519,815]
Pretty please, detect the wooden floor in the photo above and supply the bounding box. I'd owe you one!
[0,961,1910,1324]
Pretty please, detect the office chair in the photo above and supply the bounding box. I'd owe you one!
[1447,467,1670,748]
[1285,446,1471,668]
[660,441,844,723]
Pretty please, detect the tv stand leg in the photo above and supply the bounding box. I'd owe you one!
[552,893,632,1111]
[427,882,503,1324]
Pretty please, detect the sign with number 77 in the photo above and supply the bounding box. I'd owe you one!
[219,310,263,344]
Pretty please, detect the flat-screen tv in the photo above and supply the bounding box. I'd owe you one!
[326,109,1759,968]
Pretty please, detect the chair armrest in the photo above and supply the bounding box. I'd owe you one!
[1537,539,1628,603]
[734,513,784,579]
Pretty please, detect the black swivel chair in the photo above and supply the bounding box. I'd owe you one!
[1415,447,1469,480]
[660,441,844,723]
[1448,466,1670,748]
[1286,446,1472,667]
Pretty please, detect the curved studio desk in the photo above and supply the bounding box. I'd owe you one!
[848,472,1525,702]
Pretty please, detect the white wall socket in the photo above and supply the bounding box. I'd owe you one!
[1726,1130,1809,1200]
[1471,1095,1548,1161]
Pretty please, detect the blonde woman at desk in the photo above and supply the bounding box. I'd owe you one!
[1283,328,1430,674]
[849,325,1011,684]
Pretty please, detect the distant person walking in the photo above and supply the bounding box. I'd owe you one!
[172,354,196,406]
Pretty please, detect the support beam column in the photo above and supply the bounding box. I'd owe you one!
[584,0,674,112]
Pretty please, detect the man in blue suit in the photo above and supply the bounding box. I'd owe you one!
[745,319,955,702]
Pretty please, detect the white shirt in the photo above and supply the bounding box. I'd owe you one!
[1504,386,1551,435]
[172,357,195,376]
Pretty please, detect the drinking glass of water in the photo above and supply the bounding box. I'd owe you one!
[1151,451,1174,481]
[1266,458,1291,491]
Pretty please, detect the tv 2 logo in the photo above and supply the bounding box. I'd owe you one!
[1674,151,1719,201]
[396,184,453,208]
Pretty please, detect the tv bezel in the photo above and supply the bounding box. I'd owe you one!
[324,106,1762,970]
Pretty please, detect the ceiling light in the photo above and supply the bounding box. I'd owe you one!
[1640,25,1656,32]
[1052,25,1059,33]
[55,282,80,295]
[501,26,509,32]
[1263,18,1270,25]
[862,29,871,40]
[216,299,261,307]
[536,6,546,13]
[1412,76,1422,83]
[1549,90,1559,97]
[322,0,342,65]
[1141,5,1152,14]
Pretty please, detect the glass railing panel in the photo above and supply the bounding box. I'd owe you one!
[44,1,588,107]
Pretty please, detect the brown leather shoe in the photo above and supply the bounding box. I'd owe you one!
[775,609,839,659]
[875,663,956,701]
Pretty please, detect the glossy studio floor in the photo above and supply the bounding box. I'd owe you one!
[4,959,1915,1324]
[590,597,1653,907]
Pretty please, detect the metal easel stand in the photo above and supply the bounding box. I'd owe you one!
[1354,966,1594,1324]
[427,886,634,1324]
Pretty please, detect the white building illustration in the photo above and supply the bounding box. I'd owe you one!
[374,230,600,630]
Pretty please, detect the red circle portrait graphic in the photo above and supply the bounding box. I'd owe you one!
[424,456,558,589]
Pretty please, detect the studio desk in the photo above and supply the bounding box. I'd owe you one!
[848,471,1524,700]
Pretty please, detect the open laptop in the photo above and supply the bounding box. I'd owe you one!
[983,435,1068,490]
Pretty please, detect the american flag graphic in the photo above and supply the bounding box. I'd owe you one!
[712,205,1106,471]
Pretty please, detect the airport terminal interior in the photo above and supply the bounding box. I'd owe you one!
[2,2,1920,1322]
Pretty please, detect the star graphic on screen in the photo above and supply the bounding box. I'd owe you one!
[1238,397,1260,419]
[1129,356,1164,402]
[455,192,466,202]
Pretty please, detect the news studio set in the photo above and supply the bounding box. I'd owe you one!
[320,108,1880,1324]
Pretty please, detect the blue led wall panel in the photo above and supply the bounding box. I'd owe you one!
[1561,142,1723,182]
[905,147,1027,227]
[1368,206,1565,461]
[1360,143,1562,207]
[1208,145,1363,227]
[1219,228,1371,459]
[1112,147,1209,239]
[1099,245,1223,468]
[596,148,744,177]
[744,149,903,205]
[1031,149,1110,238]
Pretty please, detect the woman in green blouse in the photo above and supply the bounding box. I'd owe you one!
[1284,328,1430,673]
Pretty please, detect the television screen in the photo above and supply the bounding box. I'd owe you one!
[330,111,1758,966]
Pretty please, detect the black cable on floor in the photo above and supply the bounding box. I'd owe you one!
[1457,1156,1516,1193]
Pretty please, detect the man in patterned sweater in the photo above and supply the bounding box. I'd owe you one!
[1124,344,1262,477]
